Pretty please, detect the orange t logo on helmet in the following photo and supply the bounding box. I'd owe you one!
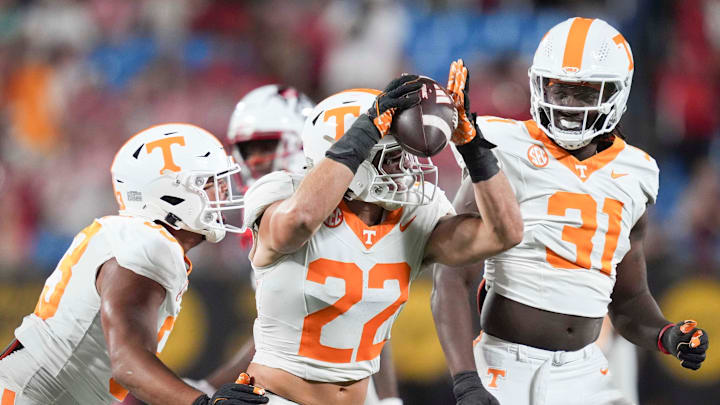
[324,106,362,140]
[146,136,186,174]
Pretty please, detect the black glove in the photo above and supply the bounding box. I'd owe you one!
[452,370,500,405]
[367,74,423,137]
[193,382,269,405]
[660,320,709,370]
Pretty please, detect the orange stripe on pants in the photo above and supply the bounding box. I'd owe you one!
[1,389,16,405]
[562,18,594,71]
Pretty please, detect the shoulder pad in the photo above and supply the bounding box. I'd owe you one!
[101,216,186,292]
[243,171,304,231]
[475,116,524,146]
[624,144,660,204]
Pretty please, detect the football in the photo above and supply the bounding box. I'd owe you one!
[390,76,458,157]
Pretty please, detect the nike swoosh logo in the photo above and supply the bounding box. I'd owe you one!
[611,170,628,179]
[399,216,417,232]
[600,368,609,375]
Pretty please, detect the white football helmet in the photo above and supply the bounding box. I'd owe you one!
[111,123,243,243]
[529,17,634,150]
[302,88,437,211]
[227,85,314,187]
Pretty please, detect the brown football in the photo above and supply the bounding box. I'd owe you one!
[390,76,458,157]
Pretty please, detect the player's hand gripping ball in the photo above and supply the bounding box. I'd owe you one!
[367,74,424,138]
[661,320,709,370]
[389,76,458,157]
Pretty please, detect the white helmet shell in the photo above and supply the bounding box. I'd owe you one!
[302,89,437,210]
[227,85,314,186]
[529,17,634,149]
[111,123,243,243]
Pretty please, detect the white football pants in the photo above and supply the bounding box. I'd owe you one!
[473,333,633,405]
[266,391,300,404]
[0,349,80,405]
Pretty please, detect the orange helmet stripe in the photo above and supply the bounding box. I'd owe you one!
[338,88,381,96]
[562,18,595,71]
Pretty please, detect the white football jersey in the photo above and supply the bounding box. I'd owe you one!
[244,171,453,382]
[11,216,191,404]
[475,117,658,317]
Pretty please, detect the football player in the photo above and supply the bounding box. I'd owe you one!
[432,18,709,405]
[227,85,314,192]
[188,85,404,405]
[0,124,267,405]
[239,73,523,405]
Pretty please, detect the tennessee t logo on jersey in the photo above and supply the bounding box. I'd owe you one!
[146,136,186,174]
[575,164,588,178]
[362,230,376,245]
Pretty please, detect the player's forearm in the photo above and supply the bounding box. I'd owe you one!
[609,290,669,352]
[431,265,478,375]
[270,159,354,251]
[470,172,523,251]
[205,340,256,389]
[111,346,203,405]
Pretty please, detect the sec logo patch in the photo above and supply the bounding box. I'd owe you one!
[527,144,549,168]
[324,207,343,228]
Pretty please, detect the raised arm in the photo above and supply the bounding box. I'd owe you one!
[260,158,355,255]
[424,59,523,266]
[424,173,522,266]
[252,76,422,266]
[431,178,498,405]
[608,212,708,370]
[98,259,267,405]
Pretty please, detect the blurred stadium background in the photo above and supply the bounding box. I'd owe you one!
[0,0,718,404]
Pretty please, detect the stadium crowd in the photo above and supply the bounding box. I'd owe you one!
[0,0,718,404]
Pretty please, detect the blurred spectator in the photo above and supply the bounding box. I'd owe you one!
[655,0,720,168]
[0,2,717,404]
[320,0,409,92]
[667,160,720,270]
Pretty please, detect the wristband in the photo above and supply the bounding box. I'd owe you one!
[325,114,381,174]
[657,323,675,355]
[455,134,499,183]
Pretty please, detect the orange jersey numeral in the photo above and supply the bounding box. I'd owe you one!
[34,221,103,320]
[356,262,411,361]
[298,259,410,363]
[546,192,597,269]
[546,192,624,275]
[299,259,364,363]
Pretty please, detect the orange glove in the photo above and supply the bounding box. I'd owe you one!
[236,372,266,396]
[447,59,476,145]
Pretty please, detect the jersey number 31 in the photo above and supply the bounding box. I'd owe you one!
[546,191,624,275]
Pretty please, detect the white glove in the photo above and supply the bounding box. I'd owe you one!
[183,378,216,396]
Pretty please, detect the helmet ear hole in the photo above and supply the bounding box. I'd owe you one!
[161,196,185,206]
